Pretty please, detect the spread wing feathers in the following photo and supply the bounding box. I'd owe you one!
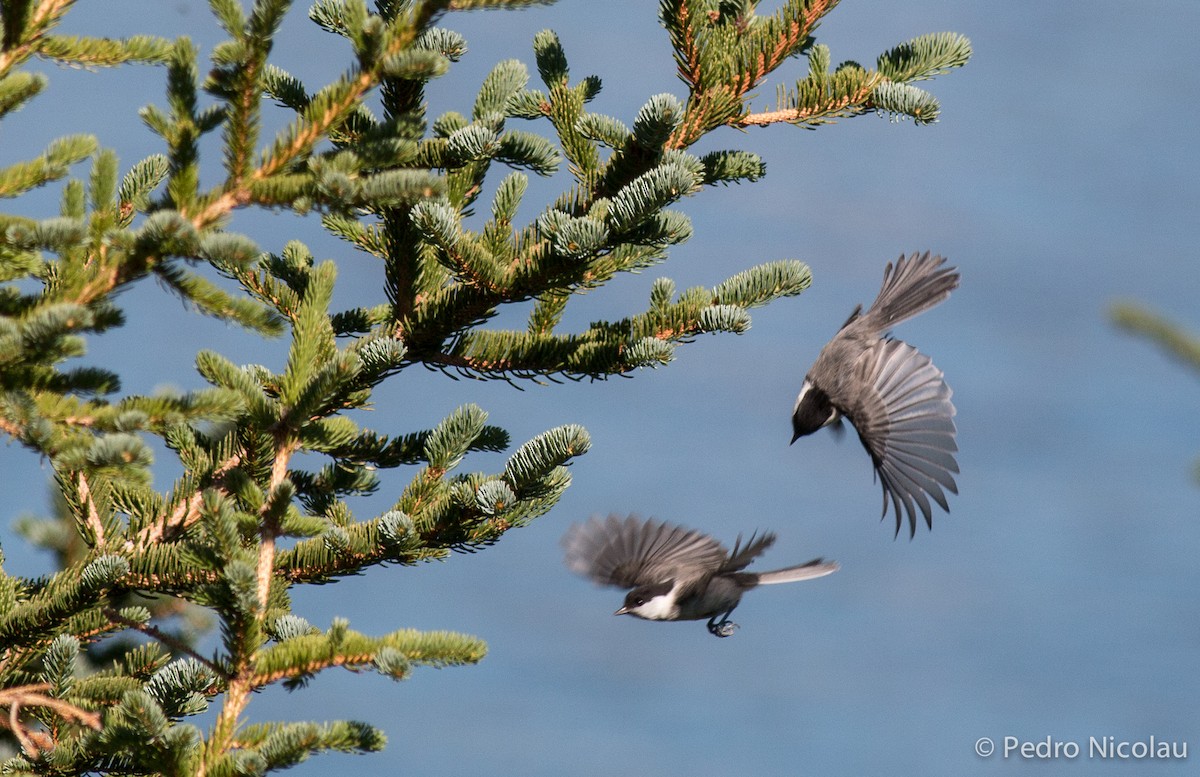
[863,252,960,331]
[847,338,959,537]
[751,558,841,585]
[561,514,728,589]
[721,531,776,572]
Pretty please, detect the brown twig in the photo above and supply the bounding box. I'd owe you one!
[0,682,102,757]
[76,471,106,548]
[135,452,242,548]
[102,607,224,677]
[199,433,294,777]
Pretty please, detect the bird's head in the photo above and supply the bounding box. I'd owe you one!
[791,379,839,443]
[615,581,676,620]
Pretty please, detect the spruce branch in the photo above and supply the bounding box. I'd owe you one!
[0,70,46,119]
[0,134,97,198]
[656,2,970,137]
[235,720,386,770]
[35,34,173,67]
[0,0,77,76]
[250,622,486,689]
[661,0,840,147]
[877,31,973,84]
[420,260,811,380]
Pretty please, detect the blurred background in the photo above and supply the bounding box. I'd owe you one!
[2,1,1198,774]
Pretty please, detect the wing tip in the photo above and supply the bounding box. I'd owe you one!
[880,478,949,540]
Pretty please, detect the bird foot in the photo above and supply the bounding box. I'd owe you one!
[707,618,739,638]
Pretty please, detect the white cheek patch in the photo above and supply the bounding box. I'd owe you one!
[793,379,814,414]
[629,590,680,621]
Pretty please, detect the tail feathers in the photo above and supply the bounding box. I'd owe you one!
[865,252,959,330]
[752,558,839,585]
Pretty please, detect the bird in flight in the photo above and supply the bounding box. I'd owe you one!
[791,251,960,537]
[562,514,838,637]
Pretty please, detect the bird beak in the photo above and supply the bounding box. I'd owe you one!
[614,606,630,616]
[789,430,800,445]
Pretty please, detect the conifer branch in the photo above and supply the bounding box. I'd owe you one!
[740,69,878,127]
[249,625,486,688]
[0,0,74,75]
[184,7,434,232]
[662,0,841,148]
[658,3,968,141]
[0,682,102,757]
[35,34,173,66]
[123,547,223,590]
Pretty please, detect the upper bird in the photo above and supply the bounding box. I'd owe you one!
[562,514,838,637]
[790,252,960,538]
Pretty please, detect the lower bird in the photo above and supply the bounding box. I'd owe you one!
[562,514,838,637]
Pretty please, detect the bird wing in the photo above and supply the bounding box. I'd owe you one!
[844,338,959,537]
[720,530,776,573]
[561,514,728,589]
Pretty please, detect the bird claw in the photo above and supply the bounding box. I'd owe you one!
[707,619,739,638]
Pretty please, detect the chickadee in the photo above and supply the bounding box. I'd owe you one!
[790,251,960,538]
[562,514,838,637]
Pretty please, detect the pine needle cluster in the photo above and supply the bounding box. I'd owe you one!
[0,0,968,772]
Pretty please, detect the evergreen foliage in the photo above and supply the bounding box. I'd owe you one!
[1112,301,1200,482]
[0,0,968,772]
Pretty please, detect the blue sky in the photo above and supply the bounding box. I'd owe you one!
[3,2,1199,775]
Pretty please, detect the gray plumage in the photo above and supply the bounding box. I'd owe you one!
[791,252,960,538]
[562,514,838,637]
